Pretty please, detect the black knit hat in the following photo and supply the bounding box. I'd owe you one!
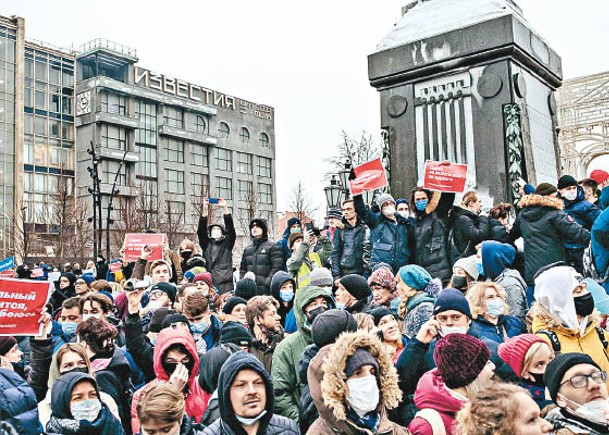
[150,282,177,304]
[220,322,253,347]
[535,182,558,196]
[235,278,258,300]
[223,297,247,315]
[161,313,190,330]
[148,308,175,333]
[0,336,17,356]
[557,175,578,190]
[311,309,358,348]
[544,353,601,402]
[369,306,396,326]
[345,348,380,379]
[339,274,371,300]
[433,288,472,318]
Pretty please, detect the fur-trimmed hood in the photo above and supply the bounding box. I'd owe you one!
[518,194,564,210]
[308,331,402,432]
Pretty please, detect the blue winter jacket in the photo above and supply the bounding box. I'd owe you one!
[0,367,42,435]
[592,190,609,284]
[354,194,413,273]
[470,315,525,345]
[562,185,601,249]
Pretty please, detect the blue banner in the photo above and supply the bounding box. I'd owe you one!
[0,256,15,272]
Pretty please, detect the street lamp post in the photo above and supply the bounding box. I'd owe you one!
[324,175,343,209]
[87,142,102,259]
[106,149,129,259]
[338,161,352,201]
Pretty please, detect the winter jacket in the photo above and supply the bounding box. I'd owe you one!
[47,372,124,435]
[411,192,455,285]
[592,206,609,286]
[561,185,601,233]
[544,406,609,435]
[487,218,511,244]
[124,313,156,382]
[297,344,319,433]
[470,315,525,345]
[354,194,413,274]
[271,286,334,421]
[401,295,434,339]
[193,314,223,354]
[510,194,591,284]
[331,217,368,278]
[270,271,295,326]
[277,217,302,269]
[518,380,553,410]
[450,205,489,260]
[307,331,408,435]
[408,369,465,435]
[287,239,331,290]
[0,367,41,435]
[130,328,211,434]
[239,219,284,295]
[481,240,527,323]
[26,337,54,402]
[197,214,237,294]
[201,352,299,435]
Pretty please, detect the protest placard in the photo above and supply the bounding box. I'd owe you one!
[109,261,123,273]
[30,268,44,278]
[123,233,167,262]
[349,158,389,196]
[423,160,468,193]
[0,256,14,272]
[0,278,52,335]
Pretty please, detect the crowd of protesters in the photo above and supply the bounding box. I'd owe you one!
[1,170,609,435]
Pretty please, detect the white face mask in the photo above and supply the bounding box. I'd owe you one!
[383,206,396,217]
[82,314,101,322]
[486,299,504,318]
[235,409,267,426]
[439,326,468,337]
[563,190,578,201]
[346,375,380,418]
[397,210,409,219]
[147,300,163,311]
[211,228,223,239]
[71,399,102,422]
[560,396,609,426]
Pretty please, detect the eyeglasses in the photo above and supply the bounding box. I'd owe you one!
[561,371,607,388]
[149,290,164,299]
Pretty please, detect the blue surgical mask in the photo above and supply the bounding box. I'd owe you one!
[335,302,346,310]
[279,290,294,303]
[61,321,78,336]
[71,398,102,422]
[290,228,302,235]
[415,199,428,211]
[486,299,504,317]
[191,321,209,335]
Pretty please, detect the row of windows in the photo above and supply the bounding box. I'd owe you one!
[218,122,270,147]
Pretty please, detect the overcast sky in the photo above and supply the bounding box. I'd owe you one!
[4,0,609,223]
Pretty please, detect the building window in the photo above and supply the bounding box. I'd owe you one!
[194,115,207,134]
[100,92,127,115]
[165,169,185,194]
[191,143,208,167]
[218,122,230,138]
[136,144,157,178]
[101,125,127,150]
[216,177,233,200]
[259,132,270,148]
[238,180,254,201]
[164,138,184,163]
[237,152,253,174]
[191,172,210,197]
[163,106,183,128]
[215,148,232,172]
[258,183,273,204]
[257,156,272,177]
[102,160,127,185]
[135,101,157,146]
[240,127,250,144]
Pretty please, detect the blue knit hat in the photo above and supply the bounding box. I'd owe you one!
[398,265,432,291]
[396,198,409,207]
[433,288,472,318]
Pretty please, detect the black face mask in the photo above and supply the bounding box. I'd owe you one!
[61,367,89,377]
[528,372,545,387]
[307,306,329,323]
[180,250,192,261]
[162,358,195,377]
[452,275,468,290]
[574,293,595,317]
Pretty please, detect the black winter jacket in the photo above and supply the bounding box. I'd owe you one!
[197,214,237,294]
[487,218,511,244]
[450,205,489,259]
[331,217,368,278]
[510,194,591,284]
[298,344,320,433]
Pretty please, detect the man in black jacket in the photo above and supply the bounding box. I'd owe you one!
[331,199,369,282]
[239,219,283,296]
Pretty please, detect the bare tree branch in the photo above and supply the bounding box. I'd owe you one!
[325,130,382,179]
[287,179,319,223]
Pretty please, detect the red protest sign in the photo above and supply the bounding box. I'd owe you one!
[0,278,52,336]
[0,270,14,278]
[30,268,44,278]
[109,262,123,273]
[349,158,388,196]
[123,233,167,262]
[423,160,468,193]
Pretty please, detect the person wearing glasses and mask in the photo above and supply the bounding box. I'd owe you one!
[544,353,609,434]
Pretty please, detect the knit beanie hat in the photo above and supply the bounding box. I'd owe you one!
[81,273,95,286]
[398,265,432,291]
[161,313,190,330]
[433,288,472,318]
[497,334,546,377]
[326,208,343,220]
[345,348,380,379]
[184,266,206,282]
[557,175,578,190]
[339,274,371,300]
[368,266,396,292]
[535,182,557,196]
[396,198,408,207]
[194,272,213,288]
[235,278,258,300]
[310,267,333,287]
[223,297,247,315]
[369,306,396,326]
[544,353,600,402]
[0,336,17,356]
[289,233,304,249]
[148,308,176,333]
[311,309,358,348]
[220,322,253,347]
[150,282,177,304]
[453,255,480,281]
[377,193,395,209]
[591,169,609,185]
[434,334,490,389]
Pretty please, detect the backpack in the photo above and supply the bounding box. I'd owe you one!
[583,243,609,283]
[414,408,447,435]
[538,327,609,358]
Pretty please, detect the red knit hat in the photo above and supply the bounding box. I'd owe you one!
[434,334,490,389]
[497,334,546,377]
[194,272,213,288]
[590,169,609,185]
[368,266,396,292]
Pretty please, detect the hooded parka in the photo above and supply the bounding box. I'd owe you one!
[240,219,284,295]
[197,213,237,294]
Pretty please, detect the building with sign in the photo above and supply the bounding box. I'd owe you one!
[0,14,276,261]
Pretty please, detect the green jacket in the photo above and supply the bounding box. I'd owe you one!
[271,285,334,421]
